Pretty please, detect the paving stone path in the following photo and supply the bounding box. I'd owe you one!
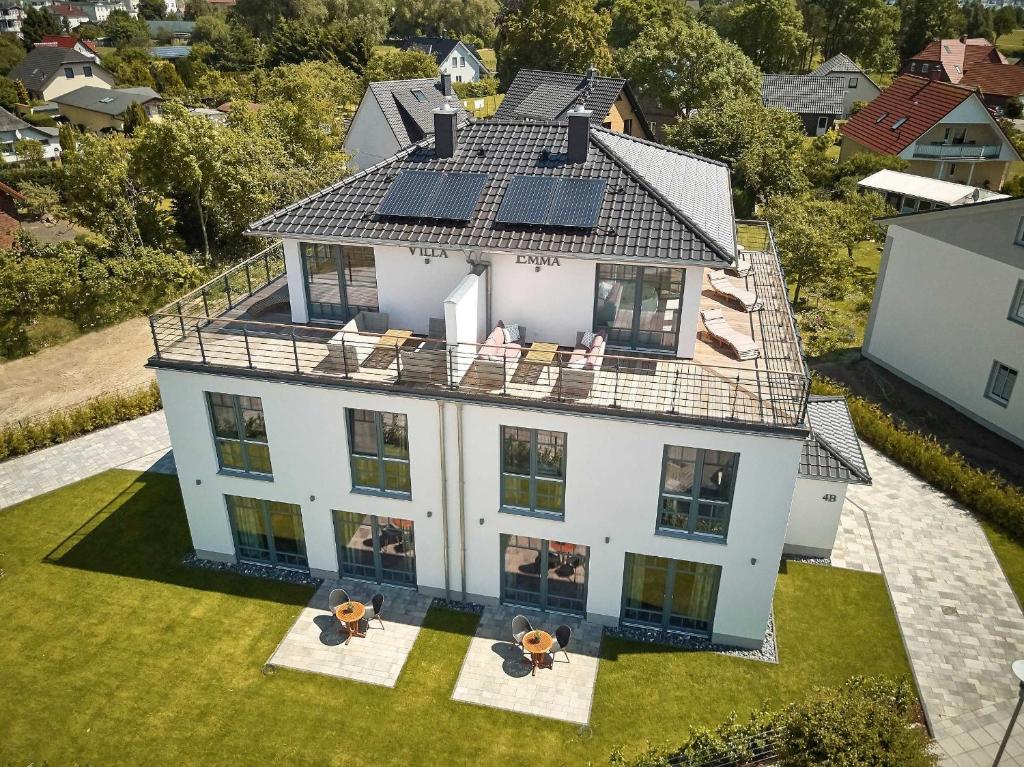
[842,445,1024,766]
[0,411,173,509]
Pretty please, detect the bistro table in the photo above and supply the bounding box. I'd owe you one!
[378,328,413,349]
[522,630,554,676]
[524,342,559,385]
[335,601,366,645]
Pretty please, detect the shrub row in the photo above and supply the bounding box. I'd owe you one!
[0,382,162,462]
[610,676,934,767]
[812,376,1024,539]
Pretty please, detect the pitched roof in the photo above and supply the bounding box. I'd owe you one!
[367,78,469,148]
[840,75,977,155]
[761,74,845,116]
[8,46,95,92]
[493,69,647,129]
[813,53,863,76]
[52,86,160,115]
[959,62,1024,98]
[248,120,736,265]
[39,35,98,54]
[388,37,486,72]
[800,396,871,484]
[0,105,28,132]
[910,38,1005,82]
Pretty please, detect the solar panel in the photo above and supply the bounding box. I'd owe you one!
[495,175,606,229]
[377,170,488,221]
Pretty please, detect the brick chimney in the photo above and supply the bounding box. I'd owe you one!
[433,102,457,159]
[567,103,592,163]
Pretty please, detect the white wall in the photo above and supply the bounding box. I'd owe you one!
[864,227,1024,446]
[438,43,483,83]
[40,63,114,101]
[283,239,308,324]
[902,95,1020,163]
[375,245,473,334]
[784,478,847,557]
[840,73,880,116]
[342,90,402,170]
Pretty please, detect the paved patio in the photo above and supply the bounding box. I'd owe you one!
[451,605,603,725]
[830,497,882,574]
[268,580,432,687]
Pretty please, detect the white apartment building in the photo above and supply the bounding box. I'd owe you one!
[149,110,843,649]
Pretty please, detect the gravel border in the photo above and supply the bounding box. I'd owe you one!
[604,611,779,664]
[430,597,486,615]
[182,553,323,587]
[784,554,832,567]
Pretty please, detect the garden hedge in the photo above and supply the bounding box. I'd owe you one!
[0,382,162,462]
[813,376,1024,540]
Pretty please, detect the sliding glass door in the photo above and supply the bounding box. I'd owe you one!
[500,535,589,615]
[226,495,308,569]
[593,264,684,353]
[621,554,720,635]
[301,243,379,322]
[333,510,416,586]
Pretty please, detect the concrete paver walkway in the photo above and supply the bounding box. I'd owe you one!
[0,411,173,509]
[845,445,1024,766]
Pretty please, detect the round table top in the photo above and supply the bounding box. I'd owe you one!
[523,630,554,654]
[335,601,365,623]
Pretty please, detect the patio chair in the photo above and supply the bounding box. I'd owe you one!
[700,308,760,361]
[512,614,533,648]
[368,592,385,631]
[708,271,762,312]
[553,625,572,663]
[328,588,350,613]
[730,249,753,278]
[475,322,527,389]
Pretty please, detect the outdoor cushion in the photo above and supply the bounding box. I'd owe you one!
[502,323,522,344]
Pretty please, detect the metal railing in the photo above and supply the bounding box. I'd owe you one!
[665,726,783,767]
[912,142,1001,159]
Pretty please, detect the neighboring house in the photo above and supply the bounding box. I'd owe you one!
[37,35,100,59]
[811,53,882,115]
[838,75,1021,190]
[494,67,653,140]
[145,19,194,42]
[0,106,60,162]
[52,85,161,132]
[72,0,135,23]
[958,63,1024,113]
[151,45,191,60]
[761,74,845,135]
[859,168,1008,213]
[7,46,113,101]
[343,73,469,169]
[902,36,1005,82]
[0,4,24,36]
[149,105,835,651]
[388,37,488,84]
[190,106,227,125]
[864,197,1024,447]
[785,396,871,559]
[47,3,90,28]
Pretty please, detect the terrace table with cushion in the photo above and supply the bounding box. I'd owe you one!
[335,601,366,645]
[521,630,554,676]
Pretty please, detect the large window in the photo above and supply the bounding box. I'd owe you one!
[207,392,272,477]
[657,446,738,540]
[1010,280,1024,323]
[621,554,721,635]
[347,409,411,497]
[226,495,307,568]
[301,242,378,322]
[500,535,588,614]
[986,362,1018,407]
[593,264,684,352]
[334,510,416,586]
[500,426,566,518]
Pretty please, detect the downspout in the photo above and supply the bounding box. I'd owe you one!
[456,401,467,602]
[436,400,450,600]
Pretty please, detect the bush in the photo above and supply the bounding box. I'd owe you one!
[813,375,1024,538]
[21,111,57,127]
[0,381,162,461]
[453,77,499,99]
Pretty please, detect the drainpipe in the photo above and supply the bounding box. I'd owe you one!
[436,401,450,600]
[456,401,467,602]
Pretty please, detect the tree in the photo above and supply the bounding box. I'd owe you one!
[182,0,212,18]
[21,7,62,47]
[58,122,78,154]
[390,0,499,43]
[152,60,186,96]
[600,0,692,50]
[75,23,103,39]
[994,6,1016,39]
[138,0,166,19]
[898,0,964,61]
[121,101,149,135]
[763,195,846,303]
[102,46,157,87]
[963,0,995,41]
[0,34,24,75]
[104,10,151,48]
[616,20,761,117]
[14,139,45,167]
[362,47,438,82]
[265,18,366,69]
[0,78,21,111]
[495,0,612,89]
[802,0,899,72]
[191,15,261,70]
[712,0,810,73]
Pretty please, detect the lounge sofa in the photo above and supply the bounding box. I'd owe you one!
[327,310,390,373]
[473,321,527,389]
[559,331,606,398]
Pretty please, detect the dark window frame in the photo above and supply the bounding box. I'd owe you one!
[620,553,721,635]
[592,263,685,353]
[499,534,589,615]
[205,392,273,479]
[225,494,307,569]
[985,361,1018,407]
[299,241,379,323]
[346,408,412,499]
[656,445,738,542]
[499,426,567,520]
[1010,279,1024,324]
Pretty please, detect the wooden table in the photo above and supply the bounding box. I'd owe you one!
[524,342,559,385]
[522,630,554,676]
[335,601,366,644]
[378,329,413,348]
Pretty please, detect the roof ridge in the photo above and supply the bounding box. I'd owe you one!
[811,427,871,483]
[515,67,625,84]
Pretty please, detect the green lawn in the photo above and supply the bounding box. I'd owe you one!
[997,29,1024,55]
[1,470,911,765]
[982,521,1024,608]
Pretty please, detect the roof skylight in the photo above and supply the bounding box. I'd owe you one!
[891,117,907,129]
[875,112,889,123]
[410,89,427,103]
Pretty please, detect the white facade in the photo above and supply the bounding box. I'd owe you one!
[0,126,60,162]
[864,199,1024,447]
[437,42,484,84]
[0,5,23,35]
[836,70,881,116]
[784,479,848,558]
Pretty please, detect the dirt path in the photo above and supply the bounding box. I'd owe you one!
[0,317,156,425]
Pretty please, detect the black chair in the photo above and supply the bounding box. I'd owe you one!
[368,593,385,630]
[511,614,533,648]
[554,625,572,663]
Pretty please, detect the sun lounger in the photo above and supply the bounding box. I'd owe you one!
[700,308,760,360]
[730,249,753,277]
[708,271,762,312]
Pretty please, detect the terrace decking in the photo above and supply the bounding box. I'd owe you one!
[149,225,809,433]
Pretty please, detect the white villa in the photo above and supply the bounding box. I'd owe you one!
[149,109,866,648]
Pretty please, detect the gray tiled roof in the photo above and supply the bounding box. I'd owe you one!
[52,86,160,115]
[368,78,469,148]
[813,53,863,76]
[761,74,845,116]
[0,105,28,132]
[494,69,628,124]
[800,396,871,484]
[248,120,736,265]
[8,46,95,92]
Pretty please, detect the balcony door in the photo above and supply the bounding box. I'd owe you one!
[500,535,589,615]
[593,264,683,353]
[621,554,720,635]
[333,510,417,586]
[301,243,379,322]
[226,495,308,569]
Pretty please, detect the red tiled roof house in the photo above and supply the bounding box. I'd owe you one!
[838,75,1020,190]
[901,36,1006,82]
